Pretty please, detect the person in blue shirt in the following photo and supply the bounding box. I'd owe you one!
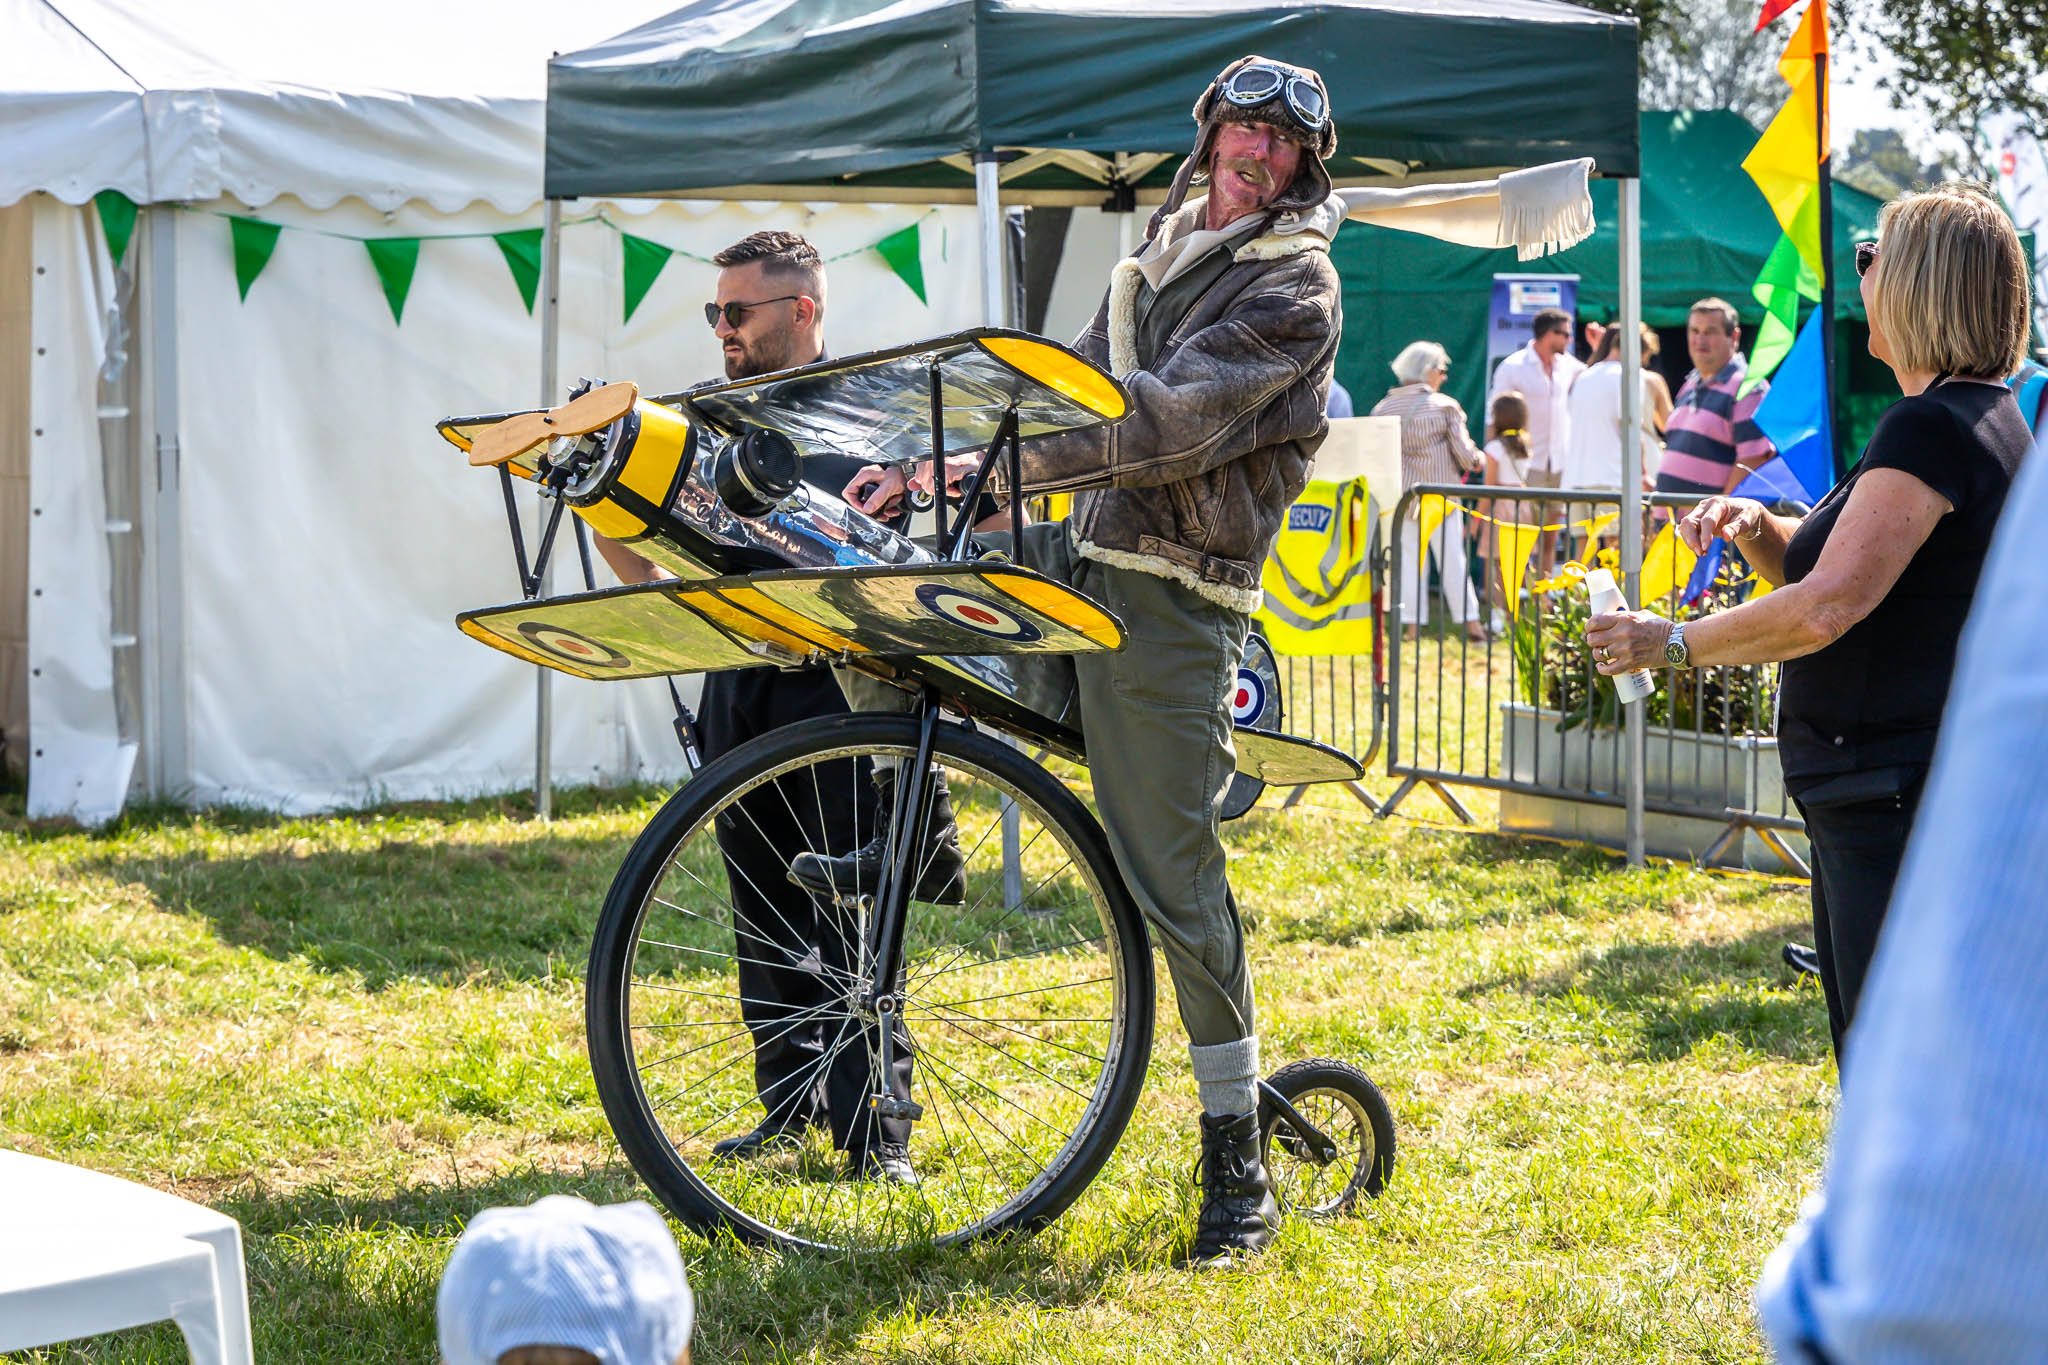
[1326,376,1354,419]
[1755,432,2048,1361]
[2005,354,2048,432]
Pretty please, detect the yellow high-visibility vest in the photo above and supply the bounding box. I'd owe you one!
[1255,478,1377,656]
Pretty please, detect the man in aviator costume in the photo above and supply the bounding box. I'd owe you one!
[813,55,1347,1267]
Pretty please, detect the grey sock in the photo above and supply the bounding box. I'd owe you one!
[1189,1036,1260,1118]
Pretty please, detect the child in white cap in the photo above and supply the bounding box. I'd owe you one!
[437,1195,693,1365]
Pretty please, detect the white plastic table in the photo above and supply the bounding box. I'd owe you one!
[0,1150,255,1363]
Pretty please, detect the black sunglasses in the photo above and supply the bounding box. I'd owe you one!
[1854,241,1879,278]
[704,295,800,330]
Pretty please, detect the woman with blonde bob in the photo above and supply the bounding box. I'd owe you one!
[1588,182,2033,1064]
[1373,340,1487,641]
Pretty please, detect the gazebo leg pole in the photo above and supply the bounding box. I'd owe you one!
[144,205,190,804]
[975,155,1006,329]
[534,197,562,820]
[975,154,1026,911]
[1619,177,1645,868]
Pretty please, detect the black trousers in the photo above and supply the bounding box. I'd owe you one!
[697,666,913,1151]
[1793,766,1929,1067]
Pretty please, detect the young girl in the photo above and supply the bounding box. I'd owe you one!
[1481,391,1534,622]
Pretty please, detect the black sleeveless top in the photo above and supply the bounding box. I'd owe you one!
[1777,380,2029,791]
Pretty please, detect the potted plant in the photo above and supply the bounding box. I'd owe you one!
[1496,554,1805,871]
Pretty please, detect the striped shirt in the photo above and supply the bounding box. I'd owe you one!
[1371,383,1483,488]
[1755,433,2048,1363]
[1655,358,1776,494]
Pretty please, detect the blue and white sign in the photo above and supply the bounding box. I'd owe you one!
[1486,272,1580,388]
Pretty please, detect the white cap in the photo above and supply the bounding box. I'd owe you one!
[437,1196,694,1365]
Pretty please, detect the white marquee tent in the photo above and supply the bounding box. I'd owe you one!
[2,0,994,822]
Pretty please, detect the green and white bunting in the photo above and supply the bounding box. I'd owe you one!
[229,216,282,301]
[494,228,544,313]
[364,237,422,324]
[94,190,137,269]
[873,221,926,304]
[201,209,941,326]
[621,232,675,325]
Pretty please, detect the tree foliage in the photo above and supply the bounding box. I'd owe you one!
[1851,0,2048,133]
[1834,127,1965,200]
[1579,0,2047,147]
[1632,0,1784,126]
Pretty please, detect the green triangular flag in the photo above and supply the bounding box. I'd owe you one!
[228,216,282,301]
[494,228,544,313]
[1743,228,1822,395]
[621,232,674,324]
[365,237,422,324]
[94,191,137,269]
[874,222,926,304]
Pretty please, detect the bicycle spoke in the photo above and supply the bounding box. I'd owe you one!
[907,1039,1056,1176]
[927,976,1114,1012]
[648,997,847,1120]
[647,893,862,991]
[903,852,1091,989]
[659,854,861,998]
[913,1009,1099,1103]
[909,933,1107,986]
[908,999,1108,1066]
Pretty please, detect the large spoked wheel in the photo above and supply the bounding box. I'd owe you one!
[587,711,1156,1252]
[1259,1058,1396,1218]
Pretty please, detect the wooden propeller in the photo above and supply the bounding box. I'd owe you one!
[467,381,641,468]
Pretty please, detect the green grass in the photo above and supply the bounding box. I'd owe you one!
[0,778,1830,1363]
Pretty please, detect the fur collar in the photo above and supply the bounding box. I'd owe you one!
[1106,201,1330,378]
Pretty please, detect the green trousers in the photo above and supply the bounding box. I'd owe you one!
[841,521,1255,1047]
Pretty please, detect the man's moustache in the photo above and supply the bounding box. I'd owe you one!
[1215,157,1275,191]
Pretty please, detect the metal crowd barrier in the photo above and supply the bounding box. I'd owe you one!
[1378,483,1809,875]
[1271,652,1383,812]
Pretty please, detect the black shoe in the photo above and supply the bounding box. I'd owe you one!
[1187,1110,1281,1269]
[788,767,966,906]
[1783,943,1823,979]
[710,1114,816,1161]
[846,1142,918,1185]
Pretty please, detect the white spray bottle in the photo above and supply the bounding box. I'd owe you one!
[1583,567,1657,705]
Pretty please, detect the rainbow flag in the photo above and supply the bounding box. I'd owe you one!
[1740,0,1830,394]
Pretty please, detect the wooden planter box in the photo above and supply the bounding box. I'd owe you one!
[1497,702,1809,874]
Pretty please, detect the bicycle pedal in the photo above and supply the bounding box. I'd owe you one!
[870,1095,924,1121]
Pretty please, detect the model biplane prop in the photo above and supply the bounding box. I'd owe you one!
[439,328,1362,792]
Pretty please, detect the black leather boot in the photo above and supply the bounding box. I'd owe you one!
[845,1141,919,1186]
[710,1113,816,1161]
[787,767,966,905]
[1187,1110,1281,1268]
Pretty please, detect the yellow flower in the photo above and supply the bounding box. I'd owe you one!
[1527,561,1588,593]
[1595,547,1619,570]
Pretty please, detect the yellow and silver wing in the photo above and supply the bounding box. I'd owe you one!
[662,328,1127,464]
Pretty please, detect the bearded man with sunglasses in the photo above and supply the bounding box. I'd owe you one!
[594,229,939,1185]
[830,55,1344,1268]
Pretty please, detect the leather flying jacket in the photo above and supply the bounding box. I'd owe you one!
[995,201,1341,613]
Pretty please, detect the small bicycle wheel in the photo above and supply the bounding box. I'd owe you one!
[1259,1058,1396,1217]
[587,711,1155,1251]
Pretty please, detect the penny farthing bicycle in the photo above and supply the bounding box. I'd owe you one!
[440,329,1396,1251]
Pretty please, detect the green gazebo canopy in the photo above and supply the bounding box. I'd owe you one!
[545,0,1641,203]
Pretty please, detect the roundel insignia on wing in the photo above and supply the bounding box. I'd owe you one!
[517,621,631,670]
[913,582,1043,643]
[1230,668,1269,726]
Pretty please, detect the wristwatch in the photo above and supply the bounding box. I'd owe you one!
[1664,620,1690,668]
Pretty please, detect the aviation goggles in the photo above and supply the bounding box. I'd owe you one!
[1219,62,1329,134]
